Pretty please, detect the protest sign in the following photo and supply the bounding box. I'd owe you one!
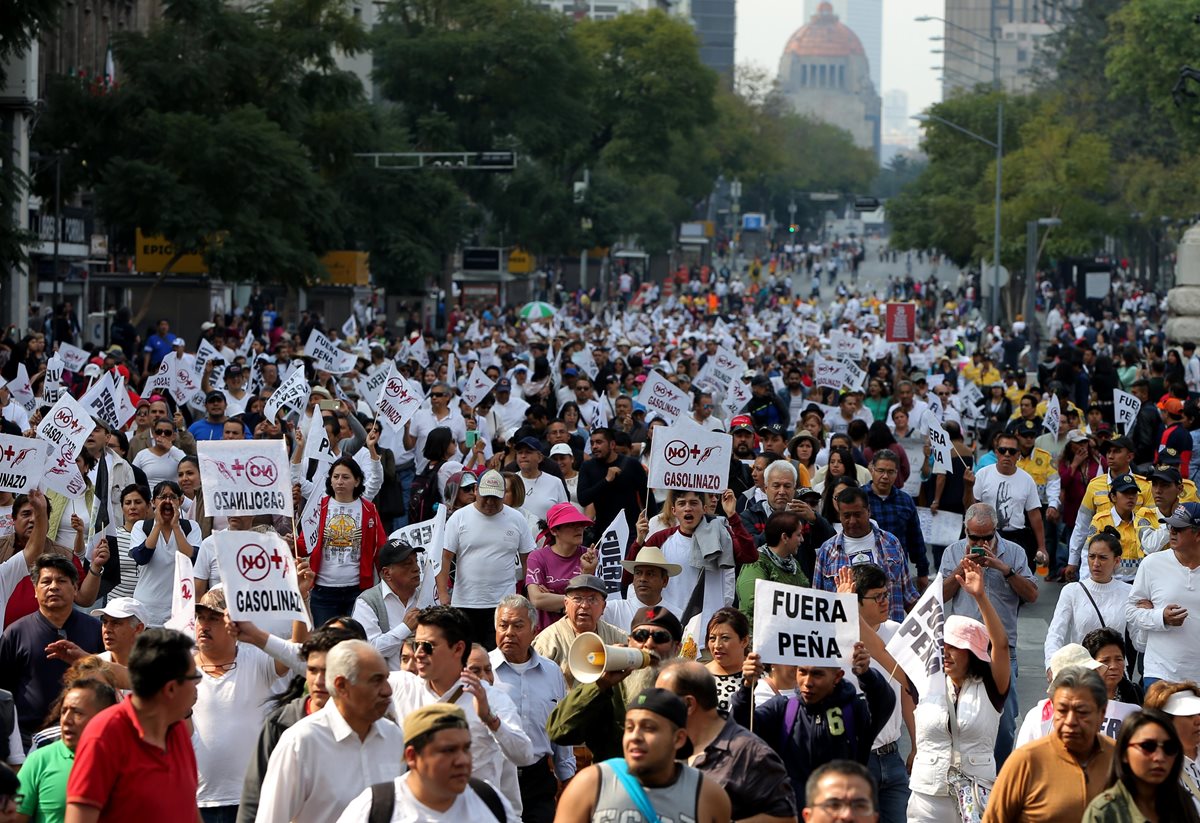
[42,356,65,403]
[341,313,358,339]
[354,368,389,413]
[170,357,202,407]
[398,507,449,609]
[303,329,358,374]
[916,507,964,547]
[0,434,46,493]
[885,303,916,343]
[695,347,748,394]
[595,511,632,598]
[459,365,496,409]
[832,331,863,361]
[9,364,36,412]
[302,408,334,465]
[720,376,753,421]
[194,339,220,375]
[145,358,173,395]
[928,423,952,473]
[408,336,430,369]
[841,359,867,392]
[197,440,293,517]
[1043,394,1061,435]
[80,371,134,431]
[1114,389,1140,433]
[801,320,821,338]
[299,461,330,554]
[215,530,311,628]
[884,581,945,698]
[647,425,732,494]
[56,342,90,373]
[640,371,691,424]
[376,364,423,433]
[752,581,858,667]
[163,551,197,637]
[389,505,448,558]
[926,392,943,422]
[37,392,94,463]
[264,366,312,423]
[814,359,847,390]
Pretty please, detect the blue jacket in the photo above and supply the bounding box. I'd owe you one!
[730,667,894,810]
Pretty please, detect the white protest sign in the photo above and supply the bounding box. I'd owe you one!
[916,507,964,546]
[215,530,311,628]
[376,364,423,433]
[459,365,496,409]
[928,423,952,473]
[389,504,448,558]
[646,425,732,494]
[264,366,311,423]
[752,580,859,667]
[299,461,330,554]
[237,331,255,358]
[596,511,632,598]
[354,368,390,413]
[197,439,293,517]
[169,357,202,406]
[303,408,335,465]
[408,336,430,369]
[801,320,821,338]
[145,358,173,395]
[341,313,358,340]
[695,347,747,394]
[1043,394,1061,435]
[1114,389,1140,433]
[814,358,847,390]
[571,348,599,381]
[832,332,863,361]
[194,339,220,376]
[0,434,46,493]
[841,359,867,392]
[42,356,65,403]
[926,392,943,422]
[720,376,753,420]
[9,364,36,412]
[640,371,691,424]
[303,329,358,374]
[56,342,90,373]
[80,371,131,431]
[884,580,946,698]
[37,392,94,463]
[163,551,197,637]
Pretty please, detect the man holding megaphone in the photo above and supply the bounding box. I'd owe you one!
[532,574,628,688]
[547,606,682,763]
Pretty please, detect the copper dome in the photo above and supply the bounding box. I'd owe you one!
[783,2,866,59]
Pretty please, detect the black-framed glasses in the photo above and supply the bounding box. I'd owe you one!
[812,798,875,817]
[155,428,175,436]
[861,591,889,605]
[1128,739,1181,756]
[995,447,1019,456]
[179,672,204,683]
[631,628,673,644]
[966,532,995,543]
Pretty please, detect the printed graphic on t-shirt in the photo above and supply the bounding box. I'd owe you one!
[323,504,362,566]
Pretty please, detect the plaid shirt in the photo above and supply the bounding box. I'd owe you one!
[862,482,929,577]
[813,525,918,622]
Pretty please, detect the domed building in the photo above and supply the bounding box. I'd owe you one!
[778,2,881,161]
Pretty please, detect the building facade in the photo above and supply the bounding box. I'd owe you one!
[940,0,1079,94]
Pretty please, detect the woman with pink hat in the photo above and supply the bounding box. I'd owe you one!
[908,557,1012,822]
[525,502,599,630]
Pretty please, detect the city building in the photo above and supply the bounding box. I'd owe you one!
[938,0,1079,94]
[803,0,880,92]
[778,2,881,161]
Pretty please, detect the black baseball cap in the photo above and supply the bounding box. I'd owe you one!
[377,539,423,567]
[1100,434,1134,453]
[1110,473,1140,494]
[1165,503,1200,529]
[758,423,785,438]
[515,436,543,453]
[626,687,688,730]
[205,390,226,403]
[1150,465,1183,485]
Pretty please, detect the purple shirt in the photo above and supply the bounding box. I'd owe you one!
[525,545,585,630]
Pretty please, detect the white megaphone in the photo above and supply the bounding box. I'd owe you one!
[568,632,653,684]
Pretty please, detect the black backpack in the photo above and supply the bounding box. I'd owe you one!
[406,463,442,524]
[367,776,504,823]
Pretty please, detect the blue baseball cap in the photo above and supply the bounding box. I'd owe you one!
[1165,503,1200,529]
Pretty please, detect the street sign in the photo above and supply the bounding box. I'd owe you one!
[853,196,881,212]
[462,248,503,272]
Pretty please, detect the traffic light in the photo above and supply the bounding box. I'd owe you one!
[788,224,798,233]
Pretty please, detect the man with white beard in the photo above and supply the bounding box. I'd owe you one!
[546,606,682,763]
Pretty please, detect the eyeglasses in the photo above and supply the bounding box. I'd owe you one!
[413,640,439,656]
[995,447,1019,456]
[155,429,175,435]
[430,392,449,398]
[812,798,875,817]
[966,532,995,543]
[631,628,673,644]
[179,672,204,683]
[861,591,889,605]
[1128,739,1181,756]
[567,593,604,606]
[157,494,180,502]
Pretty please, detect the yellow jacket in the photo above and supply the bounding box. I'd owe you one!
[1018,447,1059,507]
[1081,473,1153,518]
[1088,506,1159,581]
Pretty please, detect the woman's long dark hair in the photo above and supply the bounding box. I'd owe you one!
[819,474,857,525]
[1110,709,1200,823]
[865,421,897,452]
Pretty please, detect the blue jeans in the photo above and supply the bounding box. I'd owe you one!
[393,463,416,528]
[200,807,238,823]
[867,748,910,823]
[309,584,361,628]
[994,665,1018,768]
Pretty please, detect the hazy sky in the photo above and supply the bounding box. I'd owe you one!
[736,0,945,116]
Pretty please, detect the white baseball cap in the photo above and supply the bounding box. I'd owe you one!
[549,443,573,458]
[477,469,505,498]
[91,596,149,626]
[1164,690,1200,717]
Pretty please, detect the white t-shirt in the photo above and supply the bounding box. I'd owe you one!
[133,446,186,489]
[194,644,289,806]
[846,620,903,749]
[971,465,1041,531]
[519,473,568,524]
[659,531,696,620]
[1015,697,1139,747]
[1,401,30,432]
[337,775,520,823]
[444,504,535,608]
[409,409,467,474]
[129,518,203,625]
[320,499,364,587]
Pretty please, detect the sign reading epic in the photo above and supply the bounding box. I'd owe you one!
[197,440,293,517]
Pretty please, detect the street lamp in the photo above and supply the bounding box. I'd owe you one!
[913,110,1004,325]
[1026,217,1061,365]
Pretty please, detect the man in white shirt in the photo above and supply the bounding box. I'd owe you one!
[1184,342,1200,399]
[388,606,535,815]
[336,703,520,823]
[405,383,466,474]
[490,379,529,440]
[605,545,681,631]
[886,380,932,436]
[257,639,404,823]
[436,470,535,649]
[1128,502,1200,686]
[965,430,1048,567]
[353,538,422,669]
[0,384,29,432]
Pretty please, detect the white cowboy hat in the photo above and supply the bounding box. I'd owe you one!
[620,545,682,577]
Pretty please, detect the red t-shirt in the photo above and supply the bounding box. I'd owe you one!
[3,554,83,629]
[67,699,198,822]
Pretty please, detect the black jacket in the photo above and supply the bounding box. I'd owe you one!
[237,695,308,823]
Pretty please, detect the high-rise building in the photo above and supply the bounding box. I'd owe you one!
[803,0,880,91]
[939,0,1079,94]
[881,89,908,133]
[688,0,736,79]
[779,3,880,161]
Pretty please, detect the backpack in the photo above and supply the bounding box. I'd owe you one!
[406,463,442,524]
[367,776,504,823]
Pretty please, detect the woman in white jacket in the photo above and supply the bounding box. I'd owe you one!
[1044,531,1136,676]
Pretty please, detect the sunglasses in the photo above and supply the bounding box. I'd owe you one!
[1128,739,1181,756]
[631,628,673,644]
[995,447,1019,456]
[966,532,995,543]
[179,672,204,683]
[155,429,175,435]
[430,392,450,398]
[413,640,439,656]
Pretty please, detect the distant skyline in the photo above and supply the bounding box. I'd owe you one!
[736,0,944,118]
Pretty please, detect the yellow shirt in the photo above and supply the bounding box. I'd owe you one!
[1185,480,1199,504]
[1088,507,1158,562]
[1018,447,1057,506]
[1081,473,1153,518]
[962,361,983,386]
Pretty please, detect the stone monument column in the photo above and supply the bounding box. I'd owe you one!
[1167,225,1200,342]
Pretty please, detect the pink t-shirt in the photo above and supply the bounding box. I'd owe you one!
[525,545,585,630]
